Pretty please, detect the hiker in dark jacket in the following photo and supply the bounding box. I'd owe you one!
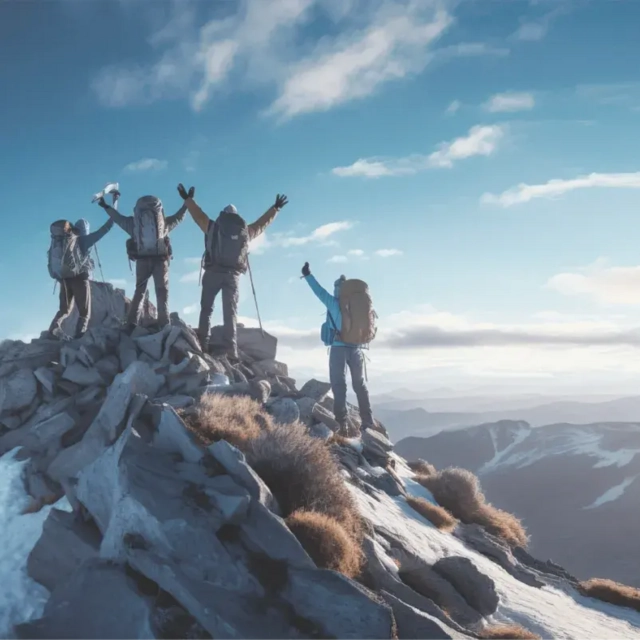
[97,191,187,330]
[301,262,375,437]
[177,183,288,359]
[48,210,115,340]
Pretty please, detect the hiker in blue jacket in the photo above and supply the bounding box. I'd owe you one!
[301,261,375,437]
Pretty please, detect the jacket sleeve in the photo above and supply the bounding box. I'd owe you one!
[304,275,341,319]
[248,205,279,241]
[185,198,211,234]
[82,218,114,249]
[103,205,134,236]
[165,203,188,233]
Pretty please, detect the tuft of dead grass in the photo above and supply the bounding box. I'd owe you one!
[245,422,363,542]
[479,624,540,639]
[180,393,272,450]
[285,509,363,578]
[405,495,458,532]
[416,467,528,548]
[408,459,437,477]
[578,578,640,613]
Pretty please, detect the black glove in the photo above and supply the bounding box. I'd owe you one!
[302,262,310,277]
[188,186,195,199]
[97,197,107,209]
[177,184,188,200]
[275,194,288,209]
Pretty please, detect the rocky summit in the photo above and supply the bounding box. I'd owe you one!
[1,286,640,639]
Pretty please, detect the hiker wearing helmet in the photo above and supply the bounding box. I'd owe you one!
[301,262,377,438]
[177,183,288,359]
[47,196,116,340]
[97,190,187,330]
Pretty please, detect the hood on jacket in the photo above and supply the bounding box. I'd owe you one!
[74,219,90,236]
[334,275,346,297]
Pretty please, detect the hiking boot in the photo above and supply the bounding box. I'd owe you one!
[336,424,350,438]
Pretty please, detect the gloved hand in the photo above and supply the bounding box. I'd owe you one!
[177,184,188,200]
[97,197,107,209]
[275,194,288,209]
[302,262,310,277]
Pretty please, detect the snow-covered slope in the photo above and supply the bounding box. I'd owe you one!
[396,420,640,587]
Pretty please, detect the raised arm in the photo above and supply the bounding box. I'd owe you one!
[178,184,209,233]
[165,202,188,232]
[301,264,341,323]
[248,194,288,240]
[98,199,134,236]
[83,218,114,249]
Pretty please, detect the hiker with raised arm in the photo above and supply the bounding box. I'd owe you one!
[177,183,288,360]
[301,262,378,438]
[47,193,117,340]
[97,190,187,331]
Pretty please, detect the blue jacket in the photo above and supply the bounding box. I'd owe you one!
[304,274,360,348]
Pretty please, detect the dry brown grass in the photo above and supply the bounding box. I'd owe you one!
[285,509,363,578]
[578,578,640,613]
[479,624,540,639]
[180,393,272,450]
[408,459,437,477]
[245,422,363,542]
[416,467,528,548]
[405,495,458,532]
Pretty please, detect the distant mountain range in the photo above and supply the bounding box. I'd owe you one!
[374,395,640,442]
[395,420,640,587]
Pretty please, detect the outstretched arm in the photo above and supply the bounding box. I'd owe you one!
[98,199,134,236]
[165,203,188,232]
[178,184,210,233]
[83,218,114,249]
[248,194,288,240]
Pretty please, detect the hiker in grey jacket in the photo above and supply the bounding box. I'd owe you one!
[48,212,115,340]
[98,192,187,329]
[177,183,288,359]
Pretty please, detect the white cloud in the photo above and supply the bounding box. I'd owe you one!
[249,232,271,255]
[328,255,348,263]
[333,124,505,177]
[348,249,365,257]
[445,99,461,115]
[512,21,548,42]
[277,221,353,247]
[546,259,640,305]
[180,270,201,284]
[375,248,403,258]
[123,158,168,173]
[183,304,199,315]
[484,91,534,113]
[482,172,640,207]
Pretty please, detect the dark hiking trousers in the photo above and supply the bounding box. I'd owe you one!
[128,257,170,327]
[198,268,240,357]
[329,345,374,434]
[49,275,91,338]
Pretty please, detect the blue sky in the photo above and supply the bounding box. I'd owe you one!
[2,0,640,393]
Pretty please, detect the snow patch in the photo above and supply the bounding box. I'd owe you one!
[0,449,71,637]
[584,476,638,510]
[479,422,531,475]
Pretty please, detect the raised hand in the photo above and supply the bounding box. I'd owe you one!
[177,184,188,200]
[188,186,195,199]
[97,197,107,209]
[301,262,310,277]
[275,194,288,210]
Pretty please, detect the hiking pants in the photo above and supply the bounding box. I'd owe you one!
[198,268,240,356]
[49,275,91,338]
[128,257,170,327]
[329,345,374,433]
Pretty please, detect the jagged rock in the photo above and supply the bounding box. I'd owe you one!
[282,566,395,639]
[26,508,101,592]
[512,545,579,585]
[312,403,339,432]
[34,367,56,394]
[75,386,104,408]
[16,560,154,639]
[432,556,499,617]
[0,415,21,430]
[362,428,393,459]
[209,440,280,513]
[95,355,120,381]
[229,326,277,361]
[251,359,289,378]
[381,591,472,640]
[59,345,78,368]
[62,362,105,387]
[156,394,195,409]
[77,344,104,368]
[24,411,77,457]
[135,326,169,360]
[0,338,61,372]
[170,313,203,355]
[296,397,316,426]
[152,404,204,465]
[299,378,332,402]
[203,379,270,405]
[0,368,38,416]
[117,333,138,371]
[267,397,300,425]
[308,422,333,441]
[356,466,404,497]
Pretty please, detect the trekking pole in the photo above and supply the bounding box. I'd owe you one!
[246,256,264,336]
[94,246,106,283]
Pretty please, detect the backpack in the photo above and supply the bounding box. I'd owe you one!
[204,211,250,273]
[47,220,87,280]
[131,196,169,258]
[336,279,378,345]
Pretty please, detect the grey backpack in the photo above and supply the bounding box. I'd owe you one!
[132,196,169,257]
[47,220,86,280]
[205,211,250,273]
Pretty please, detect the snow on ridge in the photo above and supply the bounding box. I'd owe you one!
[478,421,532,476]
[584,475,638,510]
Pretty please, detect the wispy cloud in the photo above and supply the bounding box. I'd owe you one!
[348,249,365,257]
[333,124,506,178]
[482,172,640,207]
[445,99,461,115]
[328,255,348,264]
[277,221,354,247]
[376,248,403,257]
[183,304,199,315]
[484,91,534,113]
[576,82,640,111]
[180,270,201,284]
[123,158,168,173]
[511,4,569,42]
[546,259,640,305]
